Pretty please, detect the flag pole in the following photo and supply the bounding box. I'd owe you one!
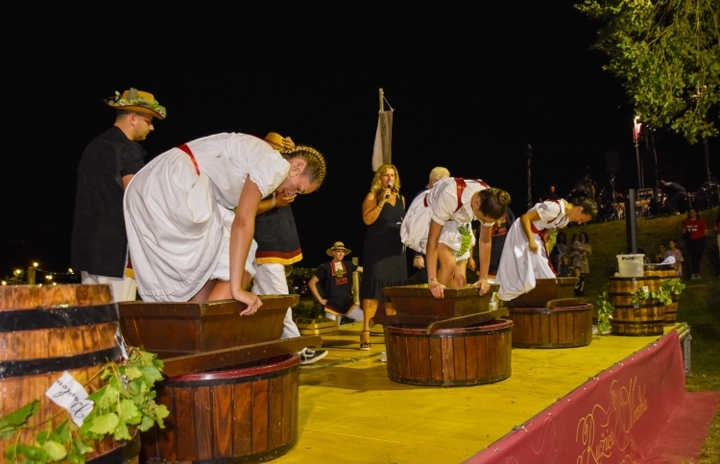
[379,88,387,165]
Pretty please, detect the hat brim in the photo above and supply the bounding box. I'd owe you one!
[327,248,351,256]
[105,102,166,120]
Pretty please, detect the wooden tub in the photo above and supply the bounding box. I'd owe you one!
[644,263,679,325]
[384,319,512,387]
[0,284,139,462]
[506,301,593,348]
[504,277,578,308]
[118,295,298,358]
[143,354,300,463]
[608,277,665,336]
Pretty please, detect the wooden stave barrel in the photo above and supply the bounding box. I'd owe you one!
[0,284,137,462]
[644,264,679,326]
[506,303,593,348]
[384,319,513,387]
[143,354,300,463]
[608,277,665,336]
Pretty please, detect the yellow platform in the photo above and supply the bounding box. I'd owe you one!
[274,322,685,464]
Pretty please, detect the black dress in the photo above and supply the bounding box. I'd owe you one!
[360,197,408,302]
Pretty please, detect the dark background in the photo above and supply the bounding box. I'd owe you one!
[2,3,717,276]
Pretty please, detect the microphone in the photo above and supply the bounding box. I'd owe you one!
[386,181,394,199]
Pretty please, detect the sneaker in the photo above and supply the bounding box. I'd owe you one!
[300,349,328,365]
[359,341,371,351]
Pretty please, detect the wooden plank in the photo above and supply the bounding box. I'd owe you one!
[194,386,214,460]
[555,312,565,344]
[397,335,411,380]
[162,336,321,377]
[252,378,270,454]
[453,335,467,380]
[269,375,284,450]
[385,333,400,379]
[426,308,509,333]
[407,335,421,380]
[465,334,479,380]
[430,337,443,381]
[416,336,431,381]
[212,383,233,458]
[175,386,196,461]
[477,332,490,379]
[232,382,253,456]
[539,312,550,345]
[441,337,454,381]
[281,370,294,445]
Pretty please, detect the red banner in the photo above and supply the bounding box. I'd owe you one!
[467,331,696,463]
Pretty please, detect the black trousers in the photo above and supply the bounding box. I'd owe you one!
[685,238,706,275]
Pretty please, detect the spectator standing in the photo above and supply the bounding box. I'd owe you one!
[544,185,559,201]
[681,208,708,280]
[71,88,166,302]
[360,164,408,350]
[578,232,592,273]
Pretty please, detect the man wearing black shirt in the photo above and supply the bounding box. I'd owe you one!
[71,88,166,301]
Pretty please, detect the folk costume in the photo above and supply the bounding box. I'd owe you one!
[71,89,165,302]
[315,259,359,316]
[496,200,568,301]
[401,177,489,261]
[252,203,304,339]
[124,133,287,302]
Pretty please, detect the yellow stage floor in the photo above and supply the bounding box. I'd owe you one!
[273,322,683,464]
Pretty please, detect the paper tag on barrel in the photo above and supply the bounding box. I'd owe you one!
[45,371,94,426]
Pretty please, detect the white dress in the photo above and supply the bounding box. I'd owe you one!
[124,133,290,302]
[401,178,488,260]
[496,200,569,301]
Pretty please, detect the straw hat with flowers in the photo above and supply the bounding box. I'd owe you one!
[105,88,166,120]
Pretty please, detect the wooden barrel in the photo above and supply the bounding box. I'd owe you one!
[142,354,299,463]
[644,264,679,326]
[384,319,512,386]
[0,284,137,462]
[507,303,593,348]
[643,263,676,277]
[608,277,665,336]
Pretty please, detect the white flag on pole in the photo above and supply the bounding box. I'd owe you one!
[371,109,393,171]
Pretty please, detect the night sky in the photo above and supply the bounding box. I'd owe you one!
[2,3,717,275]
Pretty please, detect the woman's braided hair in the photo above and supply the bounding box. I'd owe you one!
[567,191,599,218]
[279,145,327,188]
[479,188,512,221]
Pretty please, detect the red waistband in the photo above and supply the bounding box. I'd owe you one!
[177,144,200,175]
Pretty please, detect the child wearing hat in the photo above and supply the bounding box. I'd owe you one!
[308,241,364,326]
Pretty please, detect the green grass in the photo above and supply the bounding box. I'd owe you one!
[571,207,720,462]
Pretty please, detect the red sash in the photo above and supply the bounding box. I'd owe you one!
[177,144,200,175]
